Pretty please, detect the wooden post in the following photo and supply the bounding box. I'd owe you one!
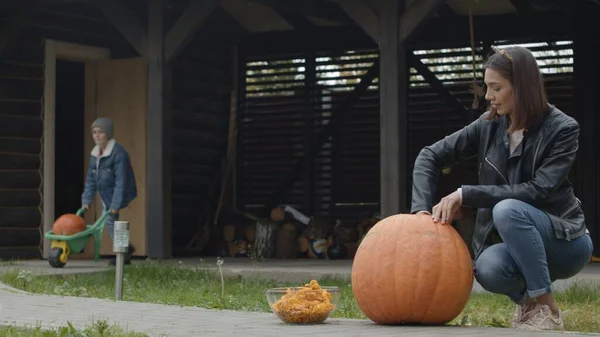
[573,7,599,257]
[378,0,408,216]
[146,0,172,258]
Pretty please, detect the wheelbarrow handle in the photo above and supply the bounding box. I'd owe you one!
[75,207,111,218]
[76,207,86,217]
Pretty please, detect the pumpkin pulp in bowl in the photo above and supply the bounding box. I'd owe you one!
[265,280,340,324]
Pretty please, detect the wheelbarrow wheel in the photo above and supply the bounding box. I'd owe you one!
[48,247,66,268]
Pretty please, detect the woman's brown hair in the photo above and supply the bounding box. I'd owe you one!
[483,46,550,133]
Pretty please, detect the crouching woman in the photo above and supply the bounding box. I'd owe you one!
[410,46,593,331]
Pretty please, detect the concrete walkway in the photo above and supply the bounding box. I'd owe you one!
[2,258,599,336]
[0,280,597,337]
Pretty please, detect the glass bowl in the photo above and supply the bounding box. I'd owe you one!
[265,286,341,324]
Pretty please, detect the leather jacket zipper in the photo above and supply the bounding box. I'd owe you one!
[475,223,496,258]
[560,199,580,218]
[485,157,508,184]
[532,136,543,179]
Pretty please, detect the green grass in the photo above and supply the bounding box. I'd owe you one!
[0,320,149,337]
[1,260,599,333]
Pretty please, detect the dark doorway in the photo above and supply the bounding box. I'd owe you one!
[54,59,85,220]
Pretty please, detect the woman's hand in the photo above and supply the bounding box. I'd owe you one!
[432,190,462,225]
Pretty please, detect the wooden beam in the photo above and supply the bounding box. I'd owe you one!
[0,0,40,59]
[408,54,468,113]
[250,0,354,25]
[437,3,459,18]
[165,0,218,63]
[96,1,148,58]
[405,11,572,49]
[146,0,172,258]
[510,0,537,15]
[336,0,380,43]
[274,9,316,31]
[398,0,445,45]
[379,0,408,216]
[573,0,600,257]
[240,26,376,57]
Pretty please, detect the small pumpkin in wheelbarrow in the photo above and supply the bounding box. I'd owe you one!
[53,213,86,236]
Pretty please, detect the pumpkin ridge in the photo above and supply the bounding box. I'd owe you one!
[453,226,474,316]
[392,217,400,323]
[450,225,465,319]
[421,221,444,323]
[400,214,413,323]
[391,215,405,323]
[412,218,425,323]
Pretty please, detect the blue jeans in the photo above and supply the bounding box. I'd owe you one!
[474,199,593,303]
[104,211,119,240]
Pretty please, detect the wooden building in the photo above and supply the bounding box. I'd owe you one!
[0,0,597,261]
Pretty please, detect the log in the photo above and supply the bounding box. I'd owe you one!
[0,207,40,227]
[245,224,256,242]
[252,218,277,259]
[0,153,40,170]
[0,137,41,154]
[223,224,236,242]
[270,207,285,221]
[0,246,40,260]
[276,222,298,259]
[0,114,42,138]
[0,190,40,207]
[0,171,41,189]
[298,235,309,253]
[0,228,40,246]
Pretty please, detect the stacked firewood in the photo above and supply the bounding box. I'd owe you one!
[215,206,382,260]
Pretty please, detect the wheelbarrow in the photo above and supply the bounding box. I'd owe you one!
[44,208,110,268]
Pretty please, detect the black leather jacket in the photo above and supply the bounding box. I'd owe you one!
[411,105,588,260]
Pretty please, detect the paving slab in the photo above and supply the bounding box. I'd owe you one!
[0,281,597,337]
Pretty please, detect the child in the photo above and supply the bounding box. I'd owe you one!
[81,117,138,265]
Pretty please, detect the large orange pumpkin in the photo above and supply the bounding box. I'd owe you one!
[53,214,86,236]
[351,213,473,325]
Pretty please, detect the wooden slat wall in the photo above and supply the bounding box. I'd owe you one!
[0,2,137,260]
[240,50,381,222]
[319,51,379,223]
[238,40,576,229]
[240,54,309,214]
